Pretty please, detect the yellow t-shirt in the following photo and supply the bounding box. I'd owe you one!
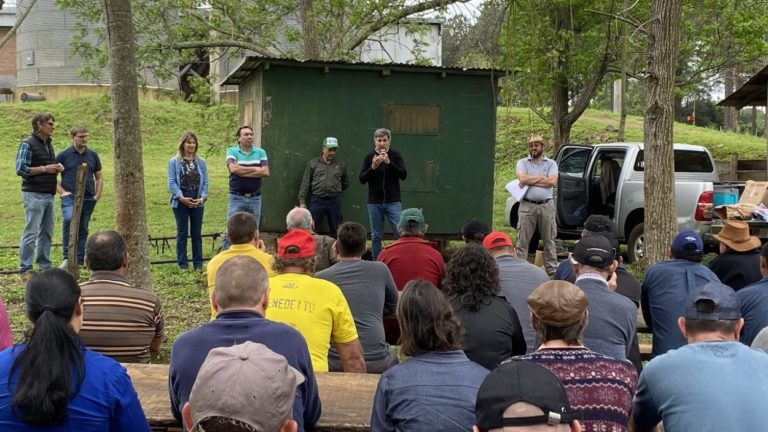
[267,273,358,372]
[206,244,276,319]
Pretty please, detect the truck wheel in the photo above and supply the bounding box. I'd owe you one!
[627,222,644,263]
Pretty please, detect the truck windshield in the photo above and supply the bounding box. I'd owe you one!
[633,150,714,173]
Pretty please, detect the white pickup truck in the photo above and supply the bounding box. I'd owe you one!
[505,143,719,262]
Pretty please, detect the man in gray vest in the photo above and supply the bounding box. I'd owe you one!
[15,112,64,276]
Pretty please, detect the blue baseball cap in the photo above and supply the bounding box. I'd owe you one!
[685,282,741,321]
[671,231,704,257]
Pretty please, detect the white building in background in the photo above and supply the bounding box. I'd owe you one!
[359,18,442,66]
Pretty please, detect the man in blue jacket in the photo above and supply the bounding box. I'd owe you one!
[169,255,321,431]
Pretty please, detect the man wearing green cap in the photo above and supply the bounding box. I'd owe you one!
[378,207,445,344]
[298,137,349,238]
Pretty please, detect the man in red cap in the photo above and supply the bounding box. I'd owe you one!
[267,229,365,373]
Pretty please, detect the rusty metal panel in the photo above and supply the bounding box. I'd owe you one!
[383,104,440,135]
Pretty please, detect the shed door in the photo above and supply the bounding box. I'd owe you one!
[556,146,593,228]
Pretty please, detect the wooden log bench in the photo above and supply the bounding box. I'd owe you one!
[125,363,379,432]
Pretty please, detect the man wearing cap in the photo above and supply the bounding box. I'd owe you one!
[708,220,761,290]
[736,242,768,345]
[181,342,304,432]
[206,212,275,320]
[378,208,445,344]
[474,360,582,432]
[462,219,491,244]
[570,234,637,362]
[641,230,720,358]
[267,229,366,373]
[515,134,558,275]
[359,128,408,260]
[286,207,336,272]
[222,125,269,249]
[298,137,349,237]
[515,280,637,432]
[484,231,549,353]
[170,256,321,432]
[631,282,768,432]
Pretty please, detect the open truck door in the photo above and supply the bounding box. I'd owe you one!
[555,146,593,229]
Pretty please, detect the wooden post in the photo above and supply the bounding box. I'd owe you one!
[730,153,739,182]
[66,163,88,278]
[765,85,768,181]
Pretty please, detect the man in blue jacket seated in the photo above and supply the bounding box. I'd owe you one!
[169,255,321,431]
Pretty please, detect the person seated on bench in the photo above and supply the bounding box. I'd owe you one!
[0,269,149,431]
[182,342,304,432]
[370,279,489,432]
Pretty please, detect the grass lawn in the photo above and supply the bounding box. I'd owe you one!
[0,97,763,362]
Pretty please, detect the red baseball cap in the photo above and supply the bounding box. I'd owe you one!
[482,231,514,250]
[277,229,316,259]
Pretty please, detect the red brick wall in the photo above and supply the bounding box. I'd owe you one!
[0,28,16,77]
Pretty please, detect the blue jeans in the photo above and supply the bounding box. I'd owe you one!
[61,196,97,265]
[309,196,342,237]
[223,192,261,249]
[173,203,204,270]
[367,201,402,260]
[20,191,55,273]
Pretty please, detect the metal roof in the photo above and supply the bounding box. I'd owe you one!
[718,64,768,109]
[222,56,506,86]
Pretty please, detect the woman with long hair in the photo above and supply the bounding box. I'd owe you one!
[443,242,527,370]
[370,279,489,432]
[167,131,209,270]
[0,269,149,430]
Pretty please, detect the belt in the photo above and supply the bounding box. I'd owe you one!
[523,198,551,205]
[231,191,261,197]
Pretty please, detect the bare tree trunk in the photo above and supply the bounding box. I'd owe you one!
[300,0,319,60]
[642,0,683,265]
[103,0,152,289]
[552,77,571,153]
[724,67,737,132]
[752,106,757,136]
[617,0,631,142]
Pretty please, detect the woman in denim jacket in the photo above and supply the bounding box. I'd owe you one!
[370,280,489,432]
[167,131,208,270]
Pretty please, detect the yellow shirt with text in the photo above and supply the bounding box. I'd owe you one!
[267,273,358,372]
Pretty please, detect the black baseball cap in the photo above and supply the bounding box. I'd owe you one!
[571,234,615,269]
[475,360,581,430]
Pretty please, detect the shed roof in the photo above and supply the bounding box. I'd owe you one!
[718,64,768,109]
[222,56,506,86]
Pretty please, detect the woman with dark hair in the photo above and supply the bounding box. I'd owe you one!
[167,131,209,270]
[370,279,489,432]
[0,269,149,430]
[443,242,527,370]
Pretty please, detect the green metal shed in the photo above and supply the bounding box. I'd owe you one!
[222,57,502,237]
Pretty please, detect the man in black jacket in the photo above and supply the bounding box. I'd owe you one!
[15,112,64,275]
[359,128,407,260]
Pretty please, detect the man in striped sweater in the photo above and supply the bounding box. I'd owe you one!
[79,230,165,363]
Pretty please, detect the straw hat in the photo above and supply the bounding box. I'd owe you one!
[712,220,761,252]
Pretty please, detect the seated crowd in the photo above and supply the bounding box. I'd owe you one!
[1,213,768,432]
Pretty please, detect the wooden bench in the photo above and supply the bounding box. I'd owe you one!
[125,364,379,432]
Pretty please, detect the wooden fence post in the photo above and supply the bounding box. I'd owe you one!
[730,153,739,181]
[66,163,88,278]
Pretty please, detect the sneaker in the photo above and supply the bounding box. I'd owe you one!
[59,259,68,269]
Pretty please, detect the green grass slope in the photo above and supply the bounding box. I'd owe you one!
[0,97,762,360]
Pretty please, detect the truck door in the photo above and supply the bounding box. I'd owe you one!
[556,146,593,228]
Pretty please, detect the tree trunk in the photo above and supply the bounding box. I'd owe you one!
[724,67,737,132]
[300,0,320,60]
[552,77,571,153]
[617,0,631,142]
[752,106,757,136]
[103,0,152,289]
[642,0,683,265]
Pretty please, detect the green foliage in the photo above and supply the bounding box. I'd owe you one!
[442,0,506,68]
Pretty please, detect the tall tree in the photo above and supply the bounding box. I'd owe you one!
[642,0,683,265]
[103,0,151,288]
[500,0,621,150]
[59,0,472,85]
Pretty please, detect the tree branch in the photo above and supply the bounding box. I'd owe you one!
[169,40,274,57]
[0,0,38,51]
[346,0,471,52]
